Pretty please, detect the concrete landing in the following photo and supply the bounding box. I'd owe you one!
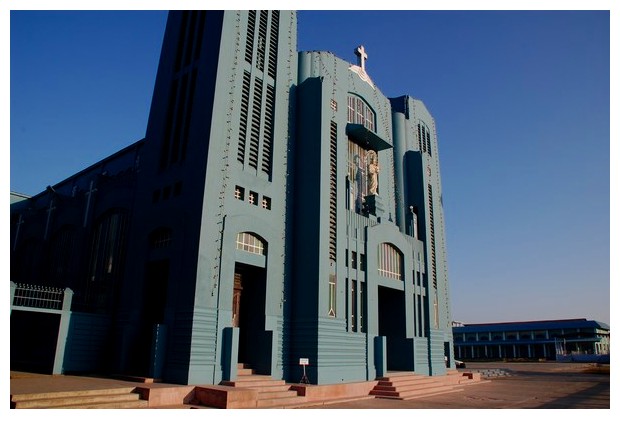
[10,369,485,409]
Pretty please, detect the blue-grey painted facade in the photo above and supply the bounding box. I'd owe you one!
[10,10,455,386]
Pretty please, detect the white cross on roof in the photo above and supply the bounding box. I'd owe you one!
[355,45,368,71]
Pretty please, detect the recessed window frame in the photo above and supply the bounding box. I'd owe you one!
[236,231,266,255]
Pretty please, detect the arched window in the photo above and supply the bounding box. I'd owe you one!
[347,94,375,131]
[149,227,172,249]
[89,211,127,280]
[418,121,432,156]
[86,210,127,312]
[378,243,403,280]
[236,232,266,255]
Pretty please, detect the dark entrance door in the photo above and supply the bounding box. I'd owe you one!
[232,273,242,328]
[130,259,169,376]
[378,286,413,371]
[144,259,169,325]
[234,262,271,374]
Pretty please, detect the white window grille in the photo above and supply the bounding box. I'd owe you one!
[378,243,403,280]
[347,94,376,131]
[236,232,265,255]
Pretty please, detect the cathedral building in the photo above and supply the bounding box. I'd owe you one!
[10,10,454,386]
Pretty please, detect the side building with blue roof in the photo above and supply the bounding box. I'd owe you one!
[452,318,609,362]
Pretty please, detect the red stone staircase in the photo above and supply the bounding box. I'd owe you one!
[369,370,480,400]
[10,367,483,409]
[11,386,148,409]
[218,364,307,408]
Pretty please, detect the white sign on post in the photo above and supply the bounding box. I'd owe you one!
[299,358,310,384]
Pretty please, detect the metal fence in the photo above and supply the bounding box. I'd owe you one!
[10,282,74,375]
[11,283,70,311]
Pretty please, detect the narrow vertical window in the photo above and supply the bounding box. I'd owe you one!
[418,122,432,156]
[180,70,197,161]
[244,11,256,64]
[86,211,127,312]
[170,73,189,163]
[174,12,189,72]
[256,11,268,71]
[237,72,251,164]
[328,274,336,317]
[183,11,198,68]
[347,140,370,214]
[193,12,206,62]
[248,191,258,205]
[262,84,275,176]
[426,129,432,157]
[234,186,244,200]
[351,279,358,331]
[328,121,338,261]
[160,78,179,169]
[360,281,367,333]
[428,184,437,288]
[248,77,263,169]
[347,96,355,123]
[267,11,279,79]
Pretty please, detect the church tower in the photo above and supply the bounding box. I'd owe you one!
[292,45,454,384]
[118,11,298,384]
[391,95,454,373]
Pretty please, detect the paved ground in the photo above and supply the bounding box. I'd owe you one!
[7,361,612,429]
[9,361,611,411]
[302,362,611,409]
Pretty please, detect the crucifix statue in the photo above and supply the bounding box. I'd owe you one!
[355,45,368,71]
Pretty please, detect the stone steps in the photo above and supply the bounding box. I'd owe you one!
[369,372,464,400]
[221,375,287,389]
[257,393,308,409]
[11,386,148,409]
[220,365,306,408]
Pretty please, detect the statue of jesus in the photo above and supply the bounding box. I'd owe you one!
[367,151,379,195]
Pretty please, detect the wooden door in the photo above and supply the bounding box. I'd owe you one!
[232,273,242,327]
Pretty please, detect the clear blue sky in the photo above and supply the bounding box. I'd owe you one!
[7,4,613,326]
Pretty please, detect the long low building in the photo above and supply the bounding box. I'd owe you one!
[452,319,610,361]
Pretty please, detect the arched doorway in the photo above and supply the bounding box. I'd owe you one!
[234,263,270,374]
[378,286,413,371]
[233,232,271,375]
[376,242,413,371]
